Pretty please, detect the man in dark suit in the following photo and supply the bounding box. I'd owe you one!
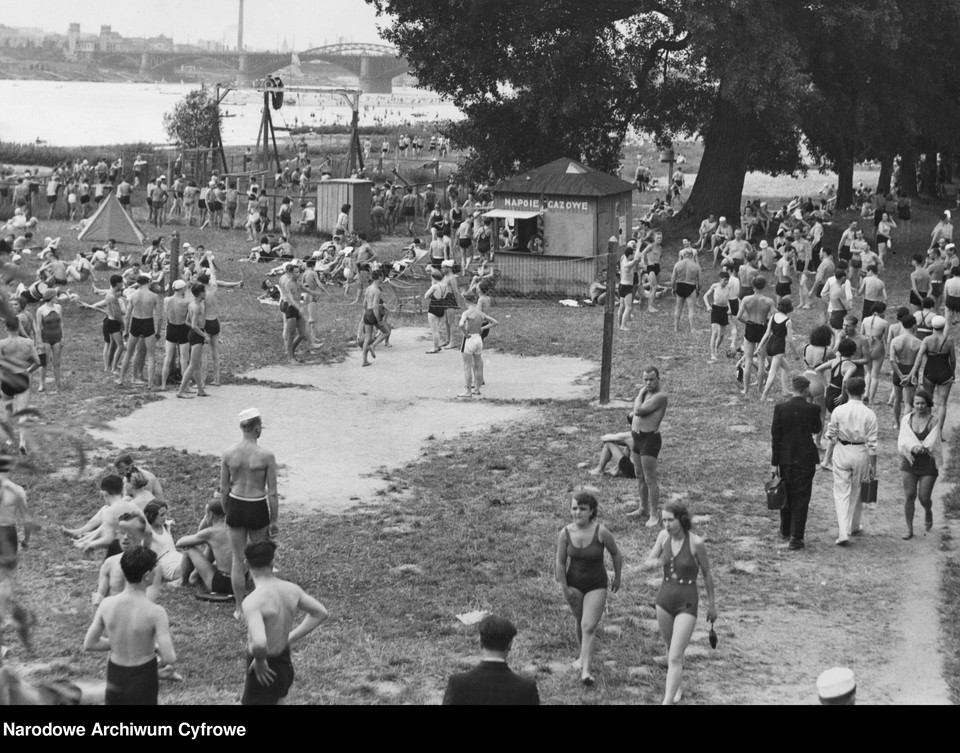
[771,373,823,550]
[442,614,540,705]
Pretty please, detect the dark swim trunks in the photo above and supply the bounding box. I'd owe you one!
[675,282,696,299]
[775,282,791,297]
[711,305,729,326]
[187,329,205,347]
[618,283,633,298]
[0,525,18,569]
[102,317,122,343]
[165,322,189,345]
[204,319,221,336]
[631,430,662,459]
[130,317,155,338]
[1,373,29,398]
[106,657,158,706]
[363,309,379,326]
[646,263,661,277]
[224,493,270,531]
[280,301,301,320]
[210,570,233,595]
[744,321,766,344]
[242,647,294,705]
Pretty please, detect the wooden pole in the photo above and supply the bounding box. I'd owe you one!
[169,231,180,295]
[599,236,619,404]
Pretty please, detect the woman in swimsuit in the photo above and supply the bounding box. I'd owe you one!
[555,490,622,687]
[802,324,834,446]
[860,302,889,405]
[817,338,860,413]
[144,501,182,582]
[423,269,448,353]
[898,391,941,540]
[442,265,462,347]
[759,297,800,401]
[644,501,716,705]
[909,315,955,431]
[35,289,63,392]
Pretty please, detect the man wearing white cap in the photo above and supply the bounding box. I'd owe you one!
[817,667,856,704]
[821,377,878,545]
[710,216,733,258]
[221,408,278,614]
[161,279,191,391]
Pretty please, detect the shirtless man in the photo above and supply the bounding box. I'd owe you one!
[889,314,922,426]
[241,540,328,705]
[926,246,946,312]
[99,275,126,373]
[175,501,234,596]
[821,267,853,339]
[116,276,161,389]
[909,253,932,312]
[300,258,324,345]
[93,512,162,605]
[627,367,668,527]
[1,455,37,650]
[221,408,279,615]
[0,318,41,454]
[710,217,734,262]
[703,270,734,362]
[617,242,642,331]
[670,245,701,333]
[859,265,887,322]
[640,232,664,313]
[197,269,241,387]
[720,229,750,270]
[737,277,774,396]
[360,270,383,367]
[83,547,176,706]
[458,289,498,397]
[278,263,307,362]
[161,279,190,390]
[62,475,144,558]
[115,453,165,506]
[176,285,209,398]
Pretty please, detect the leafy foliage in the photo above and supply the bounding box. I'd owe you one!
[163,85,221,149]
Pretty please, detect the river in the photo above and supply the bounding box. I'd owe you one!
[0,80,461,147]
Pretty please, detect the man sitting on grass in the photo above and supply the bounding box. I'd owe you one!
[94,512,163,606]
[62,475,147,559]
[175,501,235,599]
[586,425,637,479]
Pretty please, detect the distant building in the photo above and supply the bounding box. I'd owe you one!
[0,24,49,48]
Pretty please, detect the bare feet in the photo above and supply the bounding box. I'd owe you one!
[588,468,604,476]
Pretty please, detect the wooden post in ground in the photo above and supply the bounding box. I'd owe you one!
[599,236,619,404]
[169,231,180,295]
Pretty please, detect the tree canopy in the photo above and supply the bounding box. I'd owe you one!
[163,85,221,150]
[371,0,960,217]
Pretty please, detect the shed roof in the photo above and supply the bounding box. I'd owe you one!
[492,158,636,198]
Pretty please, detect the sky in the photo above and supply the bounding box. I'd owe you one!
[1,0,388,51]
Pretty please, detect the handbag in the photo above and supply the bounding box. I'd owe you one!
[765,471,786,511]
[860,478,878,507]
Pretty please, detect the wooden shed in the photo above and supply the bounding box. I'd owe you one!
[487,158,635,297]
[315,178,372,235]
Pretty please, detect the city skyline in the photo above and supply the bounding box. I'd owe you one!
[0,0,387,51]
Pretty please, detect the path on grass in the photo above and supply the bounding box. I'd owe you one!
[92,326,596,513]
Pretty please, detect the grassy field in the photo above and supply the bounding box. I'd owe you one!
[3,195,958,705]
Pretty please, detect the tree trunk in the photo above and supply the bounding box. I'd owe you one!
[676,96,752,224]
[835,156,854,210]
[876,156,893,196]
[899,147,918,198]
[919,151,939,196]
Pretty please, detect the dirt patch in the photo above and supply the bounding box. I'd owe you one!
[91,326,595,513]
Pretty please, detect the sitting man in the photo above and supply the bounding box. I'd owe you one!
[175,501,235,598]
[62,475,146,558]
[587,423,637,478]
[297,202,316,233]
[442,614,540,705]
[93,512,162,605]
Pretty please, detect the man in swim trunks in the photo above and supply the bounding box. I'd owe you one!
[889,314,921,426]
[300,258,324,347]
[278,263,307,362]
[0,453,37,649]
[720,229,750,271]
[628,367,668,526]
[241,540,328,704]
[810,246,836,315]
[100,275,126,374]
[837,220,858,264]
[737,277,774,396]
[670,244,701,333]
[221,408,279,614]
[361,269,383,367]
[909,253,932,312]
[858,265,887,322]
[821,266,853,339]
[83,547,176,705]
[175,501,234,595]
[0,318,41,454]
[116,276,161,389]
[640,232,664,313]
[161,279,190,391]
[93,512,163,605]
[703,270,734,362]
[926,246,946,311]
[196,269,241,386]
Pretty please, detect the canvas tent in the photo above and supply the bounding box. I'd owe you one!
[77,192,146,245]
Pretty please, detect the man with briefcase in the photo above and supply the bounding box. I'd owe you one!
[821,377,879,546]
[771,374,823,550]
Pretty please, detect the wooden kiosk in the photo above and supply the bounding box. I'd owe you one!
[486,158,635,297]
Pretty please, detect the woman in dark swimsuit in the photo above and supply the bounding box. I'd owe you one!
[802,324,834,445]
[644,501,716,705]
[35,289,63,392]
[759,297,800,401]
[818,338,861,413]
[910,315,955,431]
[898,390,941,540]
[422,269,448,353]
[555,490,622,687]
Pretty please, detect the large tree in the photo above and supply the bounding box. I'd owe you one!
[163,85,221,149]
